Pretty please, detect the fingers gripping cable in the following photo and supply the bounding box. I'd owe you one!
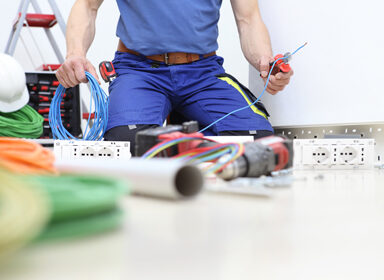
[49,72,108,140]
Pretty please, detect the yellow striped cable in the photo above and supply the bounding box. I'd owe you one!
[0,172,50,261]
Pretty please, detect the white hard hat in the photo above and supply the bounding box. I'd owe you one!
[0,53,29,113]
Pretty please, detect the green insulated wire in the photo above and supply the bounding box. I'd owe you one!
[29,174,129,241]
[0,105,43,138]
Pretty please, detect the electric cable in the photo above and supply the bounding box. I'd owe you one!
[30,174,129,222]
[0,105,43,138]
[199,42,308,133]
[141,135,244,174]
[49,71,108,141]
[0,137,57,175]
[36,208,124,241]
[29,174,129,241]
[0,171,49,261]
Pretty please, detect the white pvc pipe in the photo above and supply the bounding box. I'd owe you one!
[55,158,204,200]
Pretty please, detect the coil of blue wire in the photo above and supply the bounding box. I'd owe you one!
[49,71,108,140]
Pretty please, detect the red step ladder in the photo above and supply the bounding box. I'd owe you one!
[4,0,66,70]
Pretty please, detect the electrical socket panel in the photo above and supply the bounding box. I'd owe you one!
[54,140,131,160]
[293,138,375,170]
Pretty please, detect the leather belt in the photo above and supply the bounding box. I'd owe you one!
[117,40,216,65]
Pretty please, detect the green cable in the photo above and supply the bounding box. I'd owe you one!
[30,174,129,222]
[36,208,124,241]
[27,174,129,241]
[0,105,43,138]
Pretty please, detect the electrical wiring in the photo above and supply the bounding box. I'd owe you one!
[0,172,49,261]
[141,136,210,159]
[30,174,129,222]
[0,137,57,175]
[0,105,43,138]
[175,142,245,174]
[36,208,124,241]
[49,71,108,141]
[30,174,128,241]
[199,42,308,133]
[141,135,244,174]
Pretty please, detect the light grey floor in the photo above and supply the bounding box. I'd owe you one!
[2,169,384,280]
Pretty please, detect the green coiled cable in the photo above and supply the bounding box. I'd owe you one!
[29,174,129,241]
[0,105,43,138]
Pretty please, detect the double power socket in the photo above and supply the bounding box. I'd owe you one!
[53,140,131,160]
[294,138,375,169]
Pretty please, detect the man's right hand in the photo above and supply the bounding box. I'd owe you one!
[56,55,100,88]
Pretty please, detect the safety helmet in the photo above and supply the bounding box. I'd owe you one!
[0,53,29,113]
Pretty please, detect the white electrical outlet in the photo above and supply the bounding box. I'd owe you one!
[294,138,375,170]
[54,140,131,160]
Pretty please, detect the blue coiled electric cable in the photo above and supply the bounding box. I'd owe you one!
[49,72,108,140]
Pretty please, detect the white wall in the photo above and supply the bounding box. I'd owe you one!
[250,0,384,127]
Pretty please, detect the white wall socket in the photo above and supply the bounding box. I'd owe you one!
[294,138,375,170]
[54,140,131,160]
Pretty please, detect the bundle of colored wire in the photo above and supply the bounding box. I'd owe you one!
[29,174,128,241]
[141,136,244,174]
[0,137,57,175]
[199,42,307,133]
[174,142,245,174]
[0,105,43,138]
[49,71,108,140]
[0,172,49,261]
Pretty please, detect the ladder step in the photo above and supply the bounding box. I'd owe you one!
[37,64,61,71]
[15,13,57,28]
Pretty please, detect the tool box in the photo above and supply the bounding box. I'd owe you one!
[26,71,82,138]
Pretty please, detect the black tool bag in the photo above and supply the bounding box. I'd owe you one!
[215,73,270,118]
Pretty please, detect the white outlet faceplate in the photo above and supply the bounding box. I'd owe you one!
[294,139,375,170]
[54,140,131,160]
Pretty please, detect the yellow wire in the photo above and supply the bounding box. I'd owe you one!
[146,139,193,159]
[0,172,50,261]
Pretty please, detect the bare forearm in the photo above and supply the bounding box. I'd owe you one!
[66,0,102,58]
[237,15,272,70]
[231,0,293,95]
[56,0,103,87]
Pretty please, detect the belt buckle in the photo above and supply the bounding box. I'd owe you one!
[164,53,170,65]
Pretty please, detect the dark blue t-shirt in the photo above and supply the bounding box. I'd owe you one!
[116,0,223,55]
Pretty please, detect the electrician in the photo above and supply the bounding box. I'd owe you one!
[56,0,294,153]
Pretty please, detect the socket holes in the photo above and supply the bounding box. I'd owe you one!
[294,135,298,139]
[361,133,364,138]
[314,135,318,139]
